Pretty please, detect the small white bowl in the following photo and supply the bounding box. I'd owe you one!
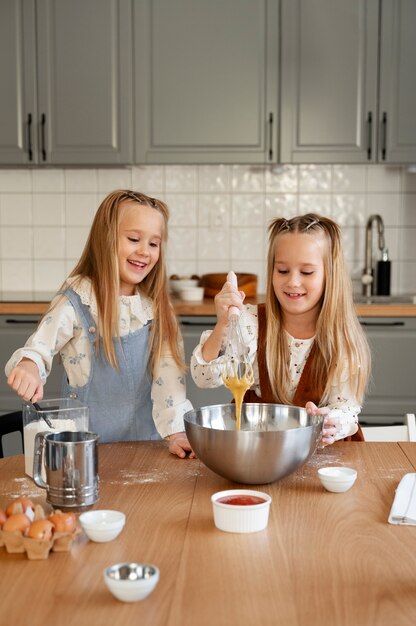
[170,278,200,293]
[211,489,272,533]
[318,467,357,493]
[104,562,160,602]
[79,509,126,542]
[179,286,205,302]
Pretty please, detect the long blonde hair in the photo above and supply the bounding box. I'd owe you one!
[62,190,184,375]
[265,213,370,405]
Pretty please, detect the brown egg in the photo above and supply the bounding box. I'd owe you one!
[0,508,7,527]
[6,497,35,516]
[3,513,31,534]
[48,512,77,533]
[27,519,54,541]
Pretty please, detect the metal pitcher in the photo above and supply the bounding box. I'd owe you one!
[33,431,99,508]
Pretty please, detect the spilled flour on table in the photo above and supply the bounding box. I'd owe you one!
[108,465,200,486]
[0,475,44,501]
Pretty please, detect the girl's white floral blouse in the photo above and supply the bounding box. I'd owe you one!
[5,277,193,439]
[190,303,361,441]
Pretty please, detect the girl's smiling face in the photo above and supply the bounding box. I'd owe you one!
[272,231,327,321]
[117,200,164,295]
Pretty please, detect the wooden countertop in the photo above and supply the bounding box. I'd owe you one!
[1,441,416,626]
[1,296,416,317]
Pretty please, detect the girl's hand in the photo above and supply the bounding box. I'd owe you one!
[201,278,245,362]
[7,359,44,404]
[214,278,245,328]
[167,432,196,459]
[305,402,336,446]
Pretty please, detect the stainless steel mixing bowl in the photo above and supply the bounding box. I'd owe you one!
[184,403,324,484]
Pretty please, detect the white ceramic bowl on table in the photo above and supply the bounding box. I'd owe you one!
[211,489,272,533]
[79,509,126,542]
[104,562,160,602]
[317,467,357,493]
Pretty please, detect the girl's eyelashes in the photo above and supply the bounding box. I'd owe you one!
[276,268,314,276]
[127,236,160,247]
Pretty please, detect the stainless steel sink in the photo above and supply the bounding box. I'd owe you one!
[353,294,416,304]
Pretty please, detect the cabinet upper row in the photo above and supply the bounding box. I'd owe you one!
[1,0,415,166]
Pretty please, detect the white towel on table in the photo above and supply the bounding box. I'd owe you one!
[388,473,416,525]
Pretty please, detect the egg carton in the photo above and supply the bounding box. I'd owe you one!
[0,504,81,560]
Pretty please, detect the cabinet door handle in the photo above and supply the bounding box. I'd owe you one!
[41,113,47,161]
[360,321,405,327]
[27,113,33,161]
[381,112,387,160]
[268,112,273,161]
[366,111,372,160]
[5,319,39,324]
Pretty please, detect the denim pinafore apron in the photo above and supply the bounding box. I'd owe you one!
[61,289,159,443]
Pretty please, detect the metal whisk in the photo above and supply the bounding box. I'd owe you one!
[222,272,253,429]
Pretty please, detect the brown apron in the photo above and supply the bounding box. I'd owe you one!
[243,304,364,441]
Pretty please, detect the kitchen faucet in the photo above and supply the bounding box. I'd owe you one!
[361,214,385,296]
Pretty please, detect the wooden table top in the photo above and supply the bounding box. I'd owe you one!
[1,441,416,626]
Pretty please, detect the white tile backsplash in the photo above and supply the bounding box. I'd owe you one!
[65,169,98,193]
[131,165,164,193]
[97,168,132,193]
[332,165,366,193]
[165,166,197,193]
[367,165,401,193]
[0,164,415,296]
[33,260,66,292]
[198,165,230,192]
[1,194,32,225]
[0,169,32,192]
[66,226,90,259]
[231,165,265,192]
[299,165,332,192]
[33,227,66,259]
[33,194,65,226]
[65,193,98,226]
[265,165,298,193]
[1,227,32,259]
[165,194,197,227]
[32,169,65,193]
[1,260,34,292]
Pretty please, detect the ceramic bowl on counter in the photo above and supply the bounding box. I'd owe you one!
[178,286,205,302]
[169,276,200,294]
[104,562,160,602]
[184,403,324,484]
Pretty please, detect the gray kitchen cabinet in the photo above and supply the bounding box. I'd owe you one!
[280,0,379,163]
[134,0,279,164]
[359,317,416,424]
[378,0,416,163]
[0,0,132,166]
[280,0,416,164]
[0,315,65,416]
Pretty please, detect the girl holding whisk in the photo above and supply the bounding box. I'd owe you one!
[6,190,195,458]
[190,213,371,445]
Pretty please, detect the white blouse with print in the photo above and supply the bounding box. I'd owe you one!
[5,277,193,439]
[190,304,361,441]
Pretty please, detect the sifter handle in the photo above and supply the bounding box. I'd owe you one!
[227,271,240,318]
